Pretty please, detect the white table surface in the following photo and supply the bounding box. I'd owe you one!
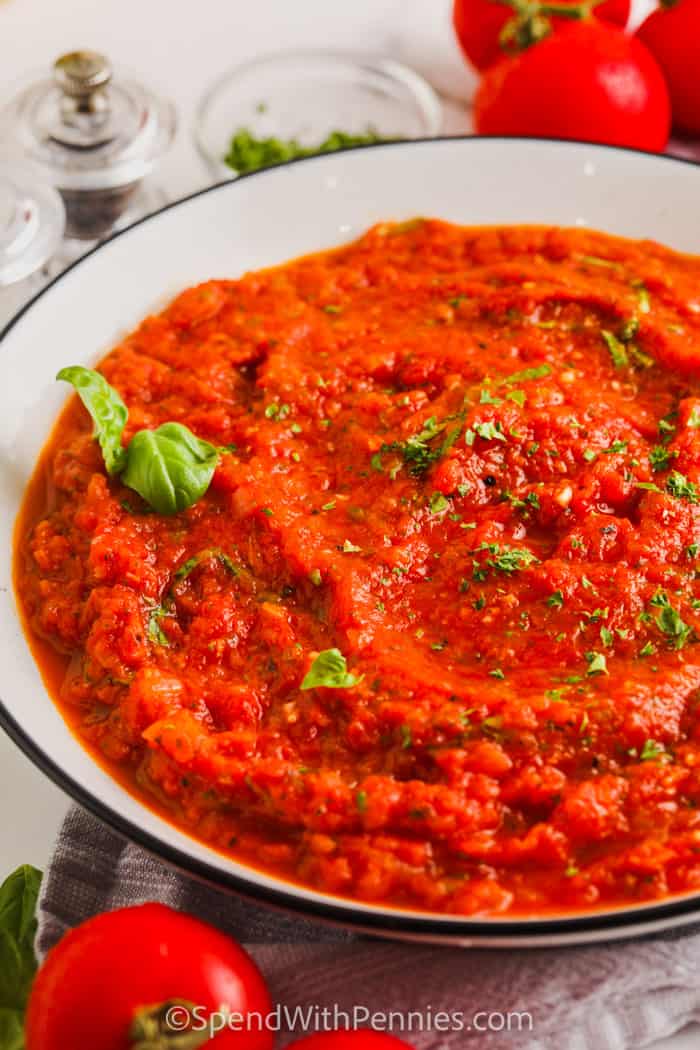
[0,1,698,1046]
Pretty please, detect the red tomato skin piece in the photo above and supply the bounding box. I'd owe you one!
[474,22,671,152]
[288,1033,415,1049]
[637,0,700,135]
[24,903,273,1050]
[453,0,631,71]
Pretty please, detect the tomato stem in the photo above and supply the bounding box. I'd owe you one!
[130,1000,212,1050]
[492,0,605,52]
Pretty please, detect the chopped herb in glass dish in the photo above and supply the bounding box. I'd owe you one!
[224,127,393,175]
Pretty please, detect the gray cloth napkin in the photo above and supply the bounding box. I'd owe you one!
[37,806,700,1049]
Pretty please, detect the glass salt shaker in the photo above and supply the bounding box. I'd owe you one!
[1,51,176,250]
[0,161,65,327]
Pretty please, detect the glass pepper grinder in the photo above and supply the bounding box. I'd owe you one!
[0,160,65,325]
[1,51,177,248]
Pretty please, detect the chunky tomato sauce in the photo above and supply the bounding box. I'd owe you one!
[16,221,700,917]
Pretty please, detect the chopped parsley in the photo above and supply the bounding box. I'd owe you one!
[301,648,361,690]
[429,491,449,515]
[585,651,608,676]
[604,440,628,455]
[471,420,507,443]
[601,330,628,369]
[649,445,677,472]
[265,402,291,420]
[547,590,564,608]
[224,127,391,174]
[599,626,614,647]
[639,739,666,762]
[382,415,462,478]
[649,591,693,649]
[636,481,662,494]
[472,543,539,576]
[174,549,239,582]
[503,364,551,384]
[666,471,699,504]
[147,604,171,647]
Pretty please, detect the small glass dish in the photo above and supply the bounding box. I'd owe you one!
[194,50,443,182]
[0,160,65,325]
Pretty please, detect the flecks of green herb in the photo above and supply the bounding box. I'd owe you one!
[585,651,608,676]
[636,481,662,494]
[619,316,639,342]
[301,648,361,690]
[147,603,171,646]
[579,255,620,269]
[429,491,449,515]
[473,420,506,443]
[640,739,666,762]
[602,330,628,369]
[600,626,614,647]
[472,542,539,575]
[667,471,699,504]
[382,415,462,478]
[649,445,678,472]
[503,364,551,384]
[649,590,693,649]
[631,280,651,314]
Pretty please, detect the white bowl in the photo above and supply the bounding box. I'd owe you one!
[2,138,700,947]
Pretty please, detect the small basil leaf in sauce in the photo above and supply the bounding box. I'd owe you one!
[56,365,128,475]
[121,422,219,516]
[301,648,361,690]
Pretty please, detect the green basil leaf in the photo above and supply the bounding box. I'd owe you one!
[57,366,128,475]
[121,422,219,515]
[0,1006,24,1050]
[301,648,361,690]
[0,866,41,949]
[0,866,41,1021]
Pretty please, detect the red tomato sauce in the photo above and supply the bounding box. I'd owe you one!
[15,220,700,917]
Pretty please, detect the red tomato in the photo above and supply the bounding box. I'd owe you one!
[636,0,700,135]
[453,0,630,71]
[288,1034,415,1049]
[474,21,671,152]
[25,903,273,1050]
